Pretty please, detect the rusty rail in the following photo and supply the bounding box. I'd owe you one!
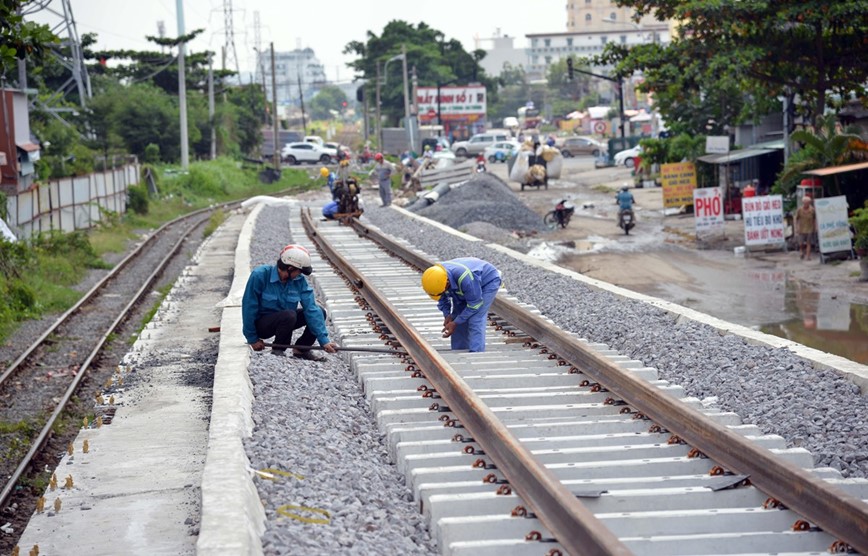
[304,209,632,556]
[347,216,868,554]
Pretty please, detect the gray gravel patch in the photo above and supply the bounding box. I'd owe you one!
[242,205,436,555]
[360,206,868,479]
[411,173,546,233]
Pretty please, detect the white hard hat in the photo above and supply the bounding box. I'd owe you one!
[279,244,312,275]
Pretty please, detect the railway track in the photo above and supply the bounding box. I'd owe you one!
[296,207,868,555]
[0,207,216,521]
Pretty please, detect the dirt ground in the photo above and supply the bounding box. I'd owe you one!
[485,160,868,329]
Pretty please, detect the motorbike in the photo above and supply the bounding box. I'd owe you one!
[475,156,487,173]
[358,148,372,164]
[618,208,635,235]
[544,199,575,229]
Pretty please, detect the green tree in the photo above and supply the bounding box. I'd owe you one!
[0,1,57,77]
[597,0,868,133]
[308,86,348,121]
[545,58,594,120]
[776,115,868,196]
[344,21,496,126]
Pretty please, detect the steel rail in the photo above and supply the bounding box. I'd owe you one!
[0,215,209,510]
[304,210,632,556]
[350,217,868,553]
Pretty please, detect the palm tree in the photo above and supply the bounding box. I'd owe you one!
[778,115,868,196]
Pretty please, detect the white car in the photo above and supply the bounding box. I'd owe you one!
[281,142,335,165]
[613,145,642,168]
[451,132,512,157]
[483,140,520,163]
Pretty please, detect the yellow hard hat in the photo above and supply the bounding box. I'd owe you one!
[421,265,448,300]
[320,167,329,178]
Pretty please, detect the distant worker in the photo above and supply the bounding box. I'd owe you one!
[421,257,502,352]
[320,166,336,200]
[242,244,338,360]
[369,153,394,207]
[794,195,817,261]
[615,185,635,224]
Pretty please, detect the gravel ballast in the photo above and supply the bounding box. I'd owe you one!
[242,205,435,555]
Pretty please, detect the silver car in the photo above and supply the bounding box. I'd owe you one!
[451,132,511,157]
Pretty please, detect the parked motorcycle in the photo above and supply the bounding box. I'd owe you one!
[475,155,487,173]
[618,209,635,235]
[544,199,575,229]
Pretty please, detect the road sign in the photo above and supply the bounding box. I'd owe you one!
[593,120,607,134]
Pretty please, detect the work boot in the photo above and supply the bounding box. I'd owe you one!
[270,349,286,357]
[293,349,326,362]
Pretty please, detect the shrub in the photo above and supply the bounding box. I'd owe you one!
[127,184,150,215]
[144,143,161,164]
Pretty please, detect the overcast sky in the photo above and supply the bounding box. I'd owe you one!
[32,0,565,83]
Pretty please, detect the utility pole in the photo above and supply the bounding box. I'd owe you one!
[376,64,382,150]
[297,74,307,135]
[176,0,189,169]
[270,42,279,171]
[208,55,216,160]
[401,44,413,151]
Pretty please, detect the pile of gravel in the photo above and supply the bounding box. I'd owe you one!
[413,173,545,233]
[360,207,868,479]
[242,205,436,555]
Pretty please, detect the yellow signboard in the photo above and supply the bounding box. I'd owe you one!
[661,162,697,208]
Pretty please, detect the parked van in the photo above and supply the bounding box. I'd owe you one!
[450,131,511,157]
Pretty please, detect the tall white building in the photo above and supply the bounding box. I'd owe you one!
[476,30,525,78]
[257,48,327,107]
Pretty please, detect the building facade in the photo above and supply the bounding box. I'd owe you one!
[257,48,328,107]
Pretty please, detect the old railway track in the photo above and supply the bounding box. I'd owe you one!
[0,206,218,533]
[296,206,868,555]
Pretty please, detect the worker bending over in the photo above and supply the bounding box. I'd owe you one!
[421,257,502,352]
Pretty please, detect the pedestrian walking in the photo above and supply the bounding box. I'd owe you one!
[420,257,502,352]
[369,153,394,207]
[242,244,338,360]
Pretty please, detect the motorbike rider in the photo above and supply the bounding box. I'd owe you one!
[475,153,487,173]
[615,185,636,226]
[554,199,575,227]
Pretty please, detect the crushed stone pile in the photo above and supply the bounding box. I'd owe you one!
[412,173,545,233]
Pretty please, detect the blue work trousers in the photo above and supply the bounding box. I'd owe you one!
[449,279,500,352]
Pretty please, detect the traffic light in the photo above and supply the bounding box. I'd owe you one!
[566,57,574,81]
[356,85,365,103]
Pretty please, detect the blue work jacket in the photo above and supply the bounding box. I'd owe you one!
[241,264,330,346]
[437,258,501,325]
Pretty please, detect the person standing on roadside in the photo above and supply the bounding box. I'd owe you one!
[369,153,394,207]
[242,244,338,360]
[420,257,502,353]
[794,195,818,261]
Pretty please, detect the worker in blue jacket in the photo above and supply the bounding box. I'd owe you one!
[420,257,502,352]
[242,244,338,360]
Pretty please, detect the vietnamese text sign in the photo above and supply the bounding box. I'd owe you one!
[661,162,697,208]
[742,195,785,247]
[416,86,487,117]
[693,187,724,237]
[815,195,851,254]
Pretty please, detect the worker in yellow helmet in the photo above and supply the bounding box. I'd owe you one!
[421,257,502,352]
[320,166,337,200]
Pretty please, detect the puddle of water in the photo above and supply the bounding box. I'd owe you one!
[761,281,868,364]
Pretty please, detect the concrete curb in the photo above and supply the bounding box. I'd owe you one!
[197,204,266,556]
[388,204,868,393]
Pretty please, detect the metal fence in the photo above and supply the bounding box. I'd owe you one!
[5,161,140,239]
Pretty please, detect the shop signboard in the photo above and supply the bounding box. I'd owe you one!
[661,162,696,208]
[416,86,486,121]
[693,187,724,238]
[815,196,851,254]
[742,195,785,247]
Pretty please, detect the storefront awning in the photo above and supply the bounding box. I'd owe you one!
[804,161,868,177]
[698,148,777,164]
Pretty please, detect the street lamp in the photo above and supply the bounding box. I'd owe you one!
[376,53,409,151]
